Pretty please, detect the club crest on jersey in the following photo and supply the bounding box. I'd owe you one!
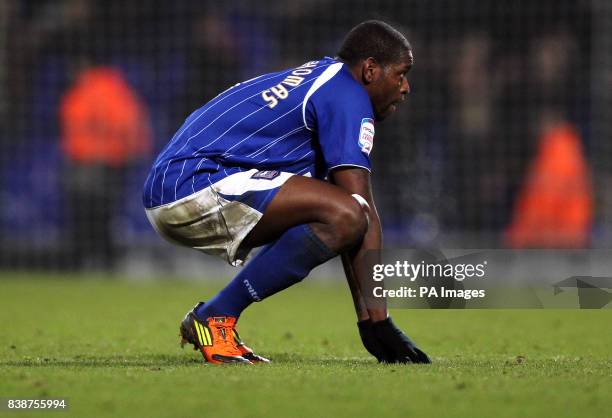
[251,170,280,180]
[358,118,375,155]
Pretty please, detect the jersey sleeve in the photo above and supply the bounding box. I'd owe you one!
[304,69,375,173]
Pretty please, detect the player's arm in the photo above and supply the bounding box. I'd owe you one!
[331,167,431,364]
[330,167,386,321]
[331,167,399,363]
[340,254,369,321]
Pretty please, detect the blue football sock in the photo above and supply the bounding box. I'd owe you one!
[195,224,336,319]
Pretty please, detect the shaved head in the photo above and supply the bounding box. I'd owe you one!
[337,20,412,67]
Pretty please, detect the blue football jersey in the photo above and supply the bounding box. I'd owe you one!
[143,57,375,208]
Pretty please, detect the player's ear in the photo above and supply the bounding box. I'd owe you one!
[361,57,381,84]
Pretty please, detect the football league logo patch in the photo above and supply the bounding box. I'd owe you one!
[358,118,375,155]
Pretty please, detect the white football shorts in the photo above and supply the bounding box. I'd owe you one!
[145,169,294,266]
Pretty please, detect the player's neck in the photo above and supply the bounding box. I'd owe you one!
[336,57,366,87]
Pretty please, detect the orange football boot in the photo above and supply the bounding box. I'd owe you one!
[180,311,250,364]
[232,328,271,363]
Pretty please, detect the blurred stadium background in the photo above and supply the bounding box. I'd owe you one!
[0,0,610,275]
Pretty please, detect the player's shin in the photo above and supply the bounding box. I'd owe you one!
[196,224,336,320]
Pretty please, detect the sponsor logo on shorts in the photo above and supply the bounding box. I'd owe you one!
[251,170,280,180]
[358,118,375,155]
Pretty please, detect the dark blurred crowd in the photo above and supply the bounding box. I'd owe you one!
[0,0,606,269]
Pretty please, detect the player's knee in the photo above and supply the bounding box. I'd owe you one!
[332,199,368,249]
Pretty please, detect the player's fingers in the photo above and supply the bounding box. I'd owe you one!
[396,345,420,363]
[372,317,430,364]
[375,331,420,363]
[414,348,432,364]
[357,320,395,363]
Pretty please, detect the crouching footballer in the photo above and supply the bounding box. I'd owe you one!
[143,20,431,365]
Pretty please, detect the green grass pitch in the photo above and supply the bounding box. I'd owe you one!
[1,274,611,418]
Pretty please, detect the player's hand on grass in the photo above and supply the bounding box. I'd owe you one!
[357,319,396,363]
[369,317,431,364]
